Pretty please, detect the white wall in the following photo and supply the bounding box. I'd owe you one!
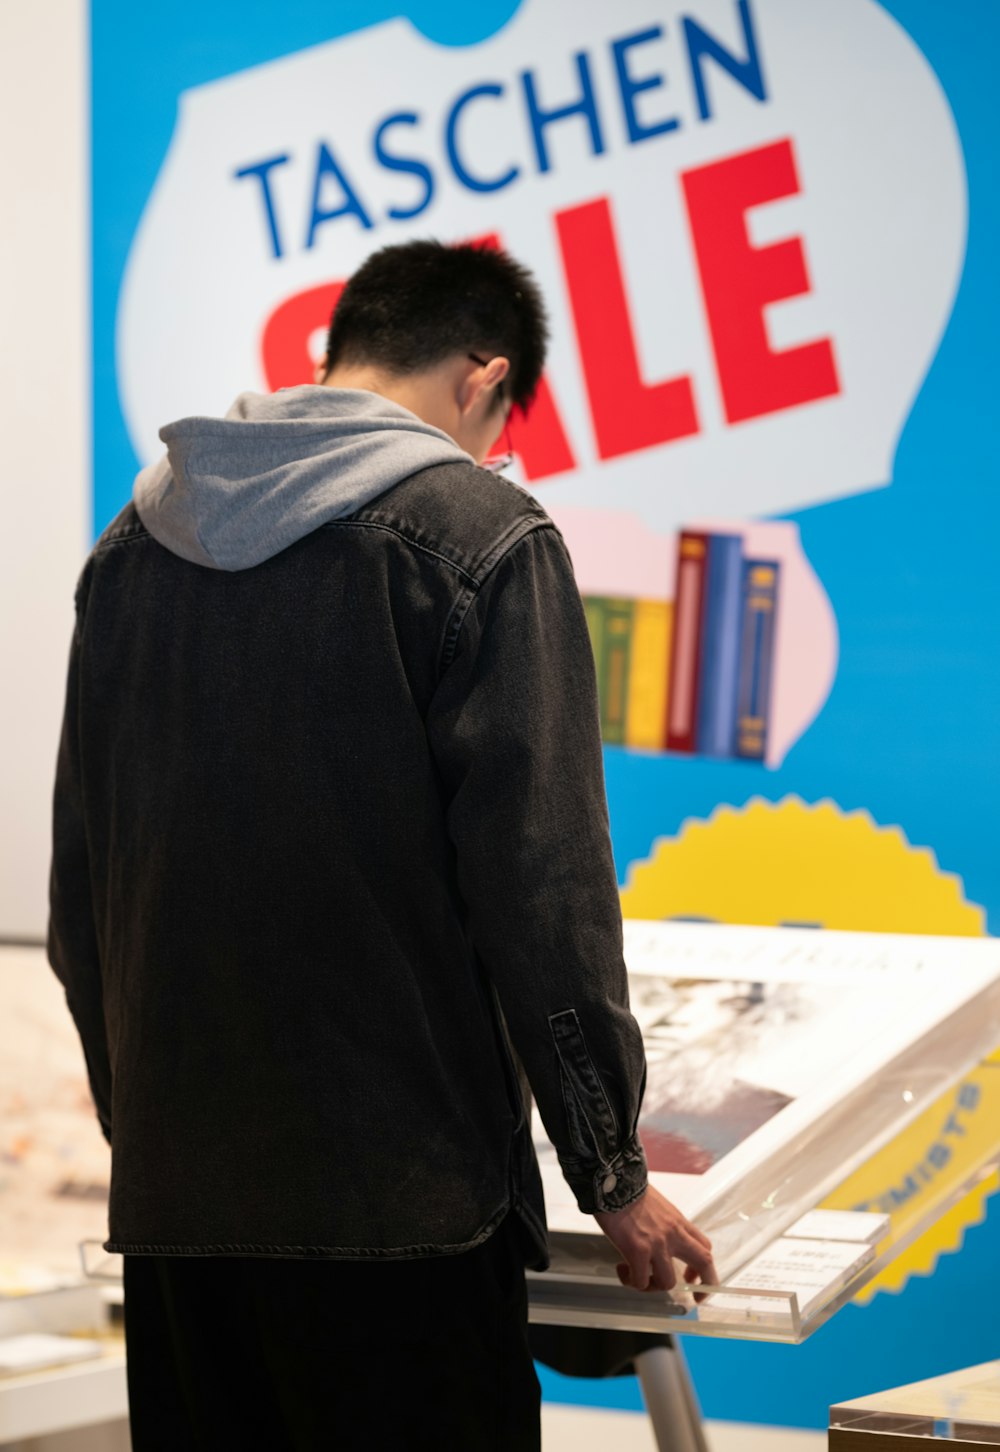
[0,0,89,939]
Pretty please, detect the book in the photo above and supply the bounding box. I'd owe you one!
[599,598,634,745]
[583,598,605,694]
[0,1333,103,1375]
[735,559,780,761]
[584,597,634,745]
[695,534,744,758]
[666,532,709,753]
[534,922,1000,1277]
[624,599,672,750]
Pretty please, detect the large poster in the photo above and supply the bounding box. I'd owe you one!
[92,0,1000,1434]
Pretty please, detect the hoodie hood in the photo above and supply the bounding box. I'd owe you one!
[133,386,473,571]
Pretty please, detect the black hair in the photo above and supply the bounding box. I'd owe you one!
[323,239,548,411]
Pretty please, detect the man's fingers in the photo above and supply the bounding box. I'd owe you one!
[684,1257,719,1300]
[686,1221,713,1252]
[649,1251,677,1294]
[625,1255,653,1291]
[596,1194,713,1297]
[674,1229,716,1280]
[676,1223,713,1258]
[684,1262,710,1284]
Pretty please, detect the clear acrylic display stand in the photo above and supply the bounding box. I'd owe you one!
[527,925,1000,1451]
[529,1154,1000,1452]
[830,1359,1000,1446]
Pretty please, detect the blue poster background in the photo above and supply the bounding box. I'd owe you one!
[92,0,1000,1430]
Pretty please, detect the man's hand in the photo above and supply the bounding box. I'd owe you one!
[593,1185,717,1294]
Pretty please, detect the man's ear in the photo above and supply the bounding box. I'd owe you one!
[314,359,329,385]
[459,355,510,417]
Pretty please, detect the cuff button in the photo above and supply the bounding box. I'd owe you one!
[602,1172,618,1195]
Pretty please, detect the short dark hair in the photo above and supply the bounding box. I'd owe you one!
[323,240,548,411]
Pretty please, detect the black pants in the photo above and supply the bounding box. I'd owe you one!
[123,1217,540,1451]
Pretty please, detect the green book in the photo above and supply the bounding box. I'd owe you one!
[584,597,634,745]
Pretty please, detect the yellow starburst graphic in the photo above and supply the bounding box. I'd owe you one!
[619,796,997,1298]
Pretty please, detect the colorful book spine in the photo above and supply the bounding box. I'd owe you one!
[735,560,781,761]
[583,598,605,696]
[695,533,745,758]
[624,599,672,750]
[597,597,634,745]
[666,532,709,753]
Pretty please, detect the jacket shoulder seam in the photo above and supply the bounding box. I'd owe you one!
[93,523,150,553]
[437,516,556,674]
[476,512,554,580]
[321,519,479,586]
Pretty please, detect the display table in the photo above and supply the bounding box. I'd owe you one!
[830,1360,1000,1447]
[526,924,1000,1450]
[4,928,1000,1452]
[0,1343,127,1447]
[529,925,1000,1346]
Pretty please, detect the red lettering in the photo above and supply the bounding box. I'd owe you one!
[463,232,576,481]
[557,196,699,461]
[506,379,575,480]
[260,252,575,480]
[683,139,840,424]
[261,280,345,391]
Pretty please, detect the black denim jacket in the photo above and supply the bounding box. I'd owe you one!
[49,461,648,1267]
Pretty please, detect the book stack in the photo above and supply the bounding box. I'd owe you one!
[583,529,781,760]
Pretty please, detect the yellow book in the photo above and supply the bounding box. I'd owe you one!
[625,599,672,749]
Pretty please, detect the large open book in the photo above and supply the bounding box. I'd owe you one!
[533,923,1000,1275]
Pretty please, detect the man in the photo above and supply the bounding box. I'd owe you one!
[49,240,714,1450]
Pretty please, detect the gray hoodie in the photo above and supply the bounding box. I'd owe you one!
[133,385,473,571]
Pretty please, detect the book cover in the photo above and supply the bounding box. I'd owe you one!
[625,599,672,750]
[736,560,781,761]
[695,533,744,758]
[666,532,710,753]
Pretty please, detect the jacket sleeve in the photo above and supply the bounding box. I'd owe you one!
[426,523,648,1215]
[47,575,113,1144]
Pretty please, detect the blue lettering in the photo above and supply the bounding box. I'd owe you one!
[233,154,291,260]
[445,85,520,194]
[612,27,680,144]
[888,1175,920,1207]
[958,1082,981,1111]
[373,112,435,222]
[683,0,767,122]
[305,141,373,249]
[521,52,605,175]
[927,1142,951,1171]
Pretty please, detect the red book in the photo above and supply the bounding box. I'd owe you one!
[666,531,709,753]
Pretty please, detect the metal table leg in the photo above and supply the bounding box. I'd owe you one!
[634,1343,710,1452]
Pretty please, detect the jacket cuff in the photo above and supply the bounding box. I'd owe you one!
[559,1135,649,1215]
